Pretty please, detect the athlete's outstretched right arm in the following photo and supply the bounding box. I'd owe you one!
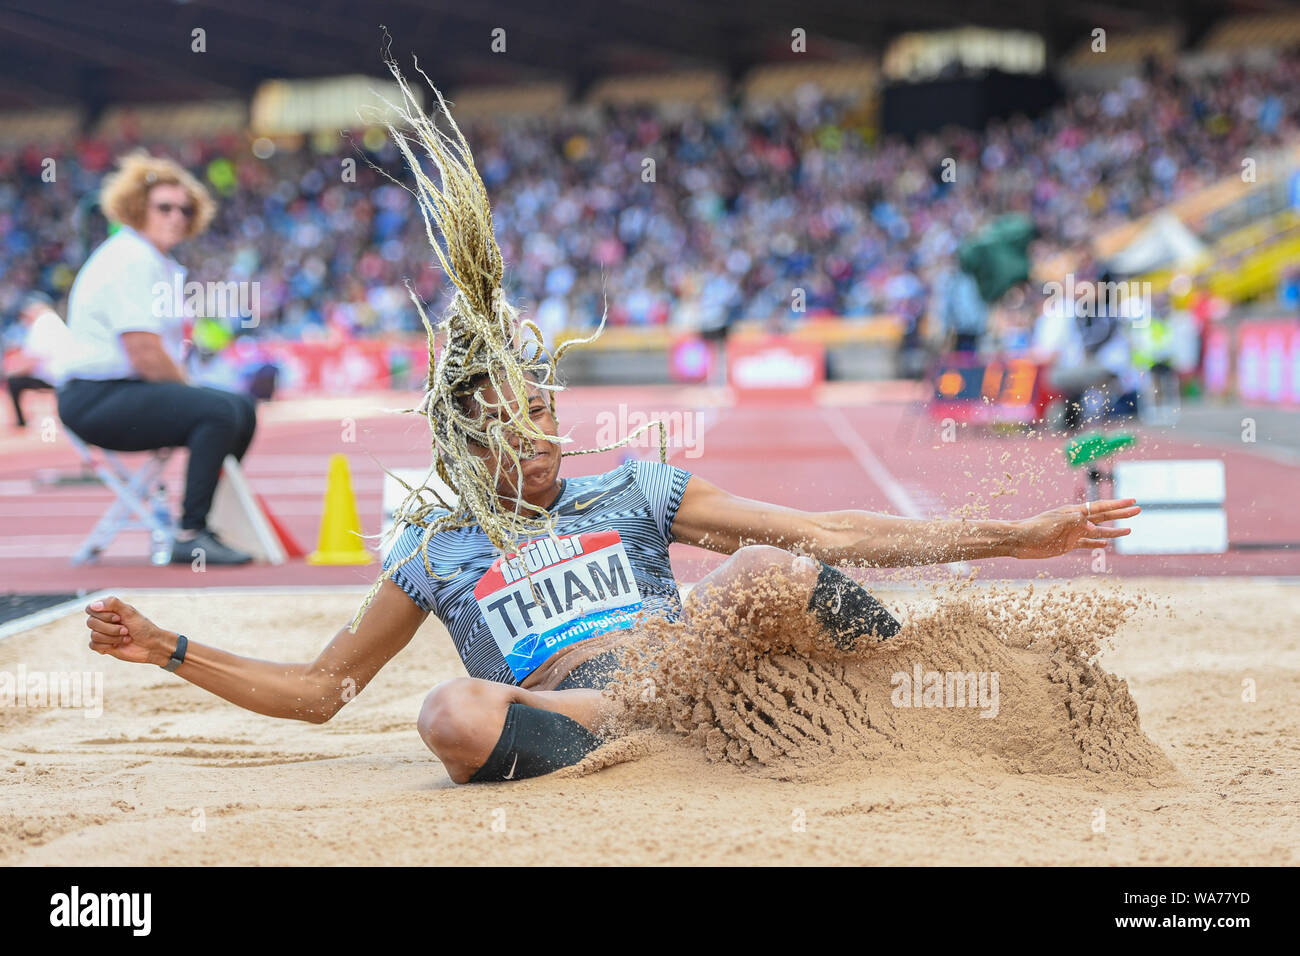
[82,581,429,723]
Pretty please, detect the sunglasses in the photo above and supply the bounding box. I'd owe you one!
[150,202,196,219]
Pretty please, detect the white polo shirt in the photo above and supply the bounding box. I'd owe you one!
[62,226,189,382]
[21,308,77,386]
[1031,307,1085,368]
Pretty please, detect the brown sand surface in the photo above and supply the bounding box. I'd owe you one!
[2,578,1296,866]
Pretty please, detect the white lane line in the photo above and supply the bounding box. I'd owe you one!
[0,535,151,558]
[1157,428,1300,467]
[821,406,923,515]
[0,502,115,517]
[0,499,359,519]
[2,478,387,497]
[820,406,972,576]
[667,406,721,465]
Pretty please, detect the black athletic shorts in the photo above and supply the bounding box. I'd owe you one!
[552,649,623,691]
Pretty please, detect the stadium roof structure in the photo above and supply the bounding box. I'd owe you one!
[0,0,1267,114]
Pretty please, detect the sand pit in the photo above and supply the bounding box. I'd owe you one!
[595,568,1175,783]
[2,578,1297,865]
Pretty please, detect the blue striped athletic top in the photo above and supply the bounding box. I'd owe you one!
[384,459,693,685]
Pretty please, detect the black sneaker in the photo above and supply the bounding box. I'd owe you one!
[171,529,254,565]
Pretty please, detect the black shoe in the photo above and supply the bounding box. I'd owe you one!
[171,529,254,565]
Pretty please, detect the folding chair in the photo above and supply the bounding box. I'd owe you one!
[63,430,176,566]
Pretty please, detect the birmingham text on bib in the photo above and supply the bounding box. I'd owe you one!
[473,529,643,681]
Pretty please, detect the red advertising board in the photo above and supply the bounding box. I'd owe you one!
[725,336,825,404]
[1236,320,1300,406]
[258,340,429,395]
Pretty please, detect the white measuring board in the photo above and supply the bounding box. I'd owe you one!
[1113,459,1227,554]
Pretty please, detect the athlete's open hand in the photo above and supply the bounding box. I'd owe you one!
[84,596,177,666]
[1010,498,1140,559]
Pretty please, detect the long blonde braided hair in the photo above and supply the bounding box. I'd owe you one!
[351,51,667,629]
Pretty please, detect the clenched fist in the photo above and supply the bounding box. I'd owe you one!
[84,596,178,667]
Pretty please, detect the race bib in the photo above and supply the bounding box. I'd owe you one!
[474,529,643,681]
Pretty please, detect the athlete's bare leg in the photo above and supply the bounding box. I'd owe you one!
[419,545,883,784]
[417,680,612,783]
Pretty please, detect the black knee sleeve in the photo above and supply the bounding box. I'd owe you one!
[467,703,603,783]
[807,561,901,649]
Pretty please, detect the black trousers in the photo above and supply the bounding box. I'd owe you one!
[58,378,257,531]
[7,375,53,428]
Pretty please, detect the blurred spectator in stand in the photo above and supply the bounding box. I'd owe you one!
[1031,283,1089,429]
[936,266,989,353]
[1,51,1296,344]
[886,256,928,377]
[4,293,73,429]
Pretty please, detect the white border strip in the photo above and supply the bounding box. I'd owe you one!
[0,586,385,641]
[0,588,113,641]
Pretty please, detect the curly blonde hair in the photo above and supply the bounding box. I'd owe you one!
[349,50,666,629]
[98,150,217,239]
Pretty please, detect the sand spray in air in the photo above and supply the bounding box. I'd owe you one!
[561,562,1176,782]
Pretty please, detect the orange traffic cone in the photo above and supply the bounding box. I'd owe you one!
[308,454,372,565]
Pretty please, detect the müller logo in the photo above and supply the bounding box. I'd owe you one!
[500,534,587,584]
[49,886,151,936]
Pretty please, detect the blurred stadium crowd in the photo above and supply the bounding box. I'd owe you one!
[1,52,1298,353]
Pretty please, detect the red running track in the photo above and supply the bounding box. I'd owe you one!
[1,384,1296,594]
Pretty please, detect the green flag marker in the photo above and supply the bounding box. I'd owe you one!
[1064,431,1136,467]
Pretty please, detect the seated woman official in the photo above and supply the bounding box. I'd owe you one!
[58,151,257,565]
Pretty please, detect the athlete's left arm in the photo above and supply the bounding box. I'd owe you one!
[669,474,1140,566]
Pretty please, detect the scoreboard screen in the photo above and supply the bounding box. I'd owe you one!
[929,357,1046,423]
